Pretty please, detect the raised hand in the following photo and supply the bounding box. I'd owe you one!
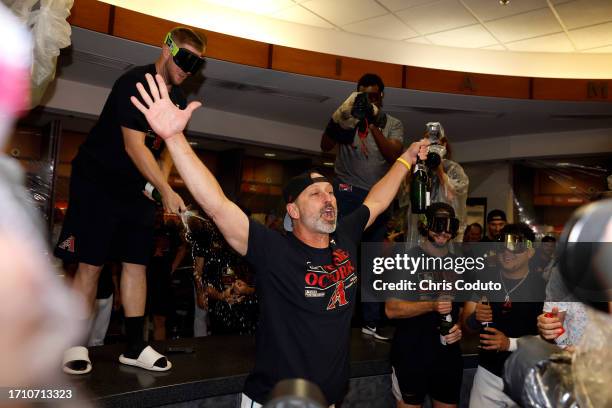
[131,73,202,140]
[402,138,429,165]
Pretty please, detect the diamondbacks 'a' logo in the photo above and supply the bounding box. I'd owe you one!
[58,235,75,253]
[327,280,348,310]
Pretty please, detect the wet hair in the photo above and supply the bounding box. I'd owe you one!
[170,27,207,52]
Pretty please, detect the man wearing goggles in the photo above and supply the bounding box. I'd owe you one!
[463,223,545,407]
[387,202,463,408]
[164,31,206,77]
[56,27,206,375]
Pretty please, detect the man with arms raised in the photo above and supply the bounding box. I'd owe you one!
[130,73,427,406]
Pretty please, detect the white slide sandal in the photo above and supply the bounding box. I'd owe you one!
[118,346,172,372]
[63,346,92,375]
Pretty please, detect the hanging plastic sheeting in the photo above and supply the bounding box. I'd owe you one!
[5,0,74,108]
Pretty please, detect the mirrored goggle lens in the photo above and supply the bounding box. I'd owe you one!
[173,48,205,74]
[430,217,459,235]
[498,234,532,253]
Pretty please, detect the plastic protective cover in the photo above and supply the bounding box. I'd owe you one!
[6,0,74,108]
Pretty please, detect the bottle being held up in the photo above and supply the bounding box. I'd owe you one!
[144,182,162,205]
[410,160,429,214]
[478,296,496,352]
[439,313,453,345]
[479,296,493,330]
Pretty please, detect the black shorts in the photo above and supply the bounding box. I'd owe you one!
[147,258,173,316]
[54,170,156,266]
[391,350,463,405]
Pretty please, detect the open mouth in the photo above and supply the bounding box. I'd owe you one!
[321,207,336,220]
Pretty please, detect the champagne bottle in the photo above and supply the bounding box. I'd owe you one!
[144,182,162,204]
[410,161,429,214]
[439,313,453,345]
[479,296,495,351]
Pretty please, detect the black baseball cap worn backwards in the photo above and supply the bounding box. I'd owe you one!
[283,170,331,203]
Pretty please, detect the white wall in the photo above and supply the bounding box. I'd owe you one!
[42,78,612,161]
[463,162,514,224]
[41,78,323,152]
[453,128,612,163]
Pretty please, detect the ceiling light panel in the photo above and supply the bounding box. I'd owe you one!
[426,24,498,48]
[396,0,478,35]
[272,5,335,28]
[554,0,612,30]
[569,21,612,50]
[302,0,387,26]
[462,0,548,22]
[505,32,574,53]
[343,14,418,40]
[378,0,439,12]
[485,7,562,43]
[202,0,294,15]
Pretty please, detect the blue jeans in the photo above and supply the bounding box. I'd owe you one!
[334,181,389,328]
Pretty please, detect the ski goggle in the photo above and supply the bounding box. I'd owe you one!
[497,234,533,254]
[428,216,459,236]
[164,32,205,74]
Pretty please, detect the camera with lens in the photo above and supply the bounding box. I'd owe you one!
[425,122,447,169]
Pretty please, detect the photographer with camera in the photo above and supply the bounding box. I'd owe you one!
[321,73,404,339]
[405,123,469,246]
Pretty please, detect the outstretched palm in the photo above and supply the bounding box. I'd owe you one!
[131,73,202,140]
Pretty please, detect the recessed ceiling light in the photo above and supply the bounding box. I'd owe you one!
[264,152,276,157]
[188,141,198,146]
[323,162,334,167]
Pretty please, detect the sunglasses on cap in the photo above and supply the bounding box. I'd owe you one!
[164,32,205,75]
[429,216,459,236]
[497,233,533,254]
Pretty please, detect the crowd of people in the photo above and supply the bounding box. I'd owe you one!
[1,11,610,408]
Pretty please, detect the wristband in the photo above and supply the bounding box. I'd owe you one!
[396,157,412,171]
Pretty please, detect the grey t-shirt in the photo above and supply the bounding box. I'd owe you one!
[334,113,404,190]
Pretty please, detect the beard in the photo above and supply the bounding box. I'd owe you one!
[303,205,337,234]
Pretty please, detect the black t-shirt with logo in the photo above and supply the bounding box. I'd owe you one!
[243,205,370,405]
[73,64,186,198]
[475,267,545,377]
[391,246,462,367]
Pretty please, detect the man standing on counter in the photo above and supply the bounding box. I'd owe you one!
[129,72,428,406]
[55,28,206,374]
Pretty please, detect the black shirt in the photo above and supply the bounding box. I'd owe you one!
[243,205,370,405]
[475,267,545,377]
[73,64,186,198]
[391,246,462,367]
